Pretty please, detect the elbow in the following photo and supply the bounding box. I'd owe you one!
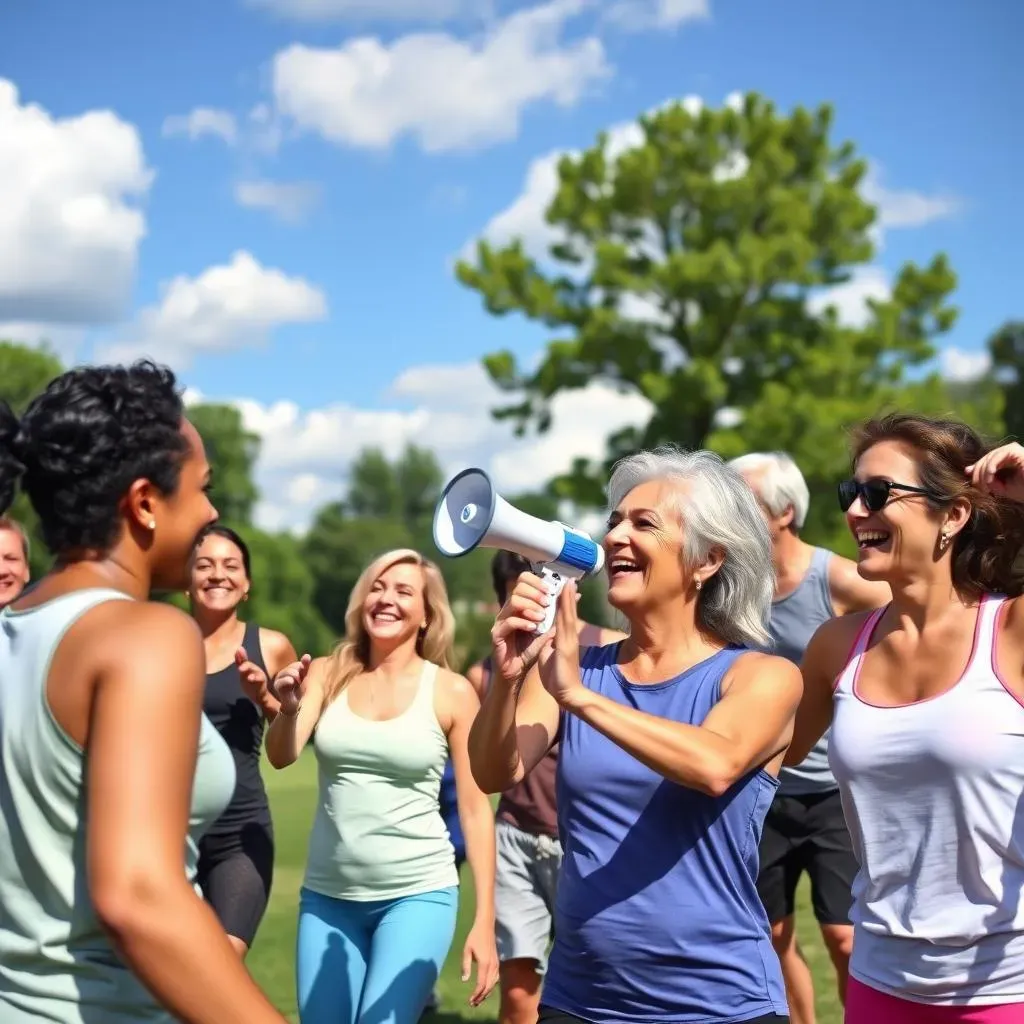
[92,866,186,947]
[690,753,743,799]
[265,746,294,770]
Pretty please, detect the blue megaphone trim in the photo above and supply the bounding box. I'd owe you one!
[555,528,602,574]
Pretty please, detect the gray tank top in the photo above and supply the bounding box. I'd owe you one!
[0,588,236,1022]
[768,547,837,795]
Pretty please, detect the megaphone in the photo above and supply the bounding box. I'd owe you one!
[433,468,605,635]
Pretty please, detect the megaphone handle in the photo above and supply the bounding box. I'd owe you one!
[533,564,566,635]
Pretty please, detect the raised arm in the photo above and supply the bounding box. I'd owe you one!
[467,572,561,794]
[264,654,325,769]
[566,648,802,798]
[87,603,286,1024]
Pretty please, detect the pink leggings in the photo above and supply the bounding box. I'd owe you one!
[846,979,1024,1023]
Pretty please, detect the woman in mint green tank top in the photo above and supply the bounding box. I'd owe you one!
[0,361,287,1024]
[265,547,500,1023]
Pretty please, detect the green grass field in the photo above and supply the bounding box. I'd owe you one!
[247,753,842,1023]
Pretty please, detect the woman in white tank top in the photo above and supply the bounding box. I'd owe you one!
[265,548,499,1023]
[790,414,1024,1024]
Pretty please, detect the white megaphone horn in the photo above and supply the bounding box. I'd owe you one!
[433,468,605,635]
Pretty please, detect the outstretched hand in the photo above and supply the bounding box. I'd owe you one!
[967,442,1024,502]
[270,653,313,717]
[235,647,272,708]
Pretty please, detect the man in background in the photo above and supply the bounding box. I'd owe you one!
[465,550,624,1024]
[729,452,890,1024]
[0,517,30,610]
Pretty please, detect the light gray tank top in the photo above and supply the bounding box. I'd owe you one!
[0,588,237,1023]
[768,547,838,795]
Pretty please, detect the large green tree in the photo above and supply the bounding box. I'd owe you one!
[456,93,959,533]
[988,320,1024,440]
[189,403,261,525]
[0,341,64,574]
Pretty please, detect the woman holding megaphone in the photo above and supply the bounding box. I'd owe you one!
[266,548,499,1024]
[469,446,800,1024]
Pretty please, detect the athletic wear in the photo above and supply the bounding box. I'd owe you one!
[0,589,235,1023]
[770,547,836,795]
[483,657,559,839]
[757,790,857,926]
[543,643,788,1023]
[303,660,459,901]
[202,621,273,837]
[830,594,1024,1006]
[296,884,458,1024]
[196,822,274,947]
[846,978,1023,1024]
[198,620,274,944]
[495,821,562,969]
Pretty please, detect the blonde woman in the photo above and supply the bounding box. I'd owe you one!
[266,549,500,1024]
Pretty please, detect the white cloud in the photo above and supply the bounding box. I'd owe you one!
[248,0,486,21]
[162,107,238,145]
[468,109,646,260]
[862,166,961,230]
[271,0,610,153]
[234,180,322,224]
[940,346,990,383]
[0,79,152,325]
[807,266,891,329]
[604,0,710,31]
[96,251,327,369]
[202,360,652,532]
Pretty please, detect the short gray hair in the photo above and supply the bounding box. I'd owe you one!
[728,451,809,530]
[607,446,774,650]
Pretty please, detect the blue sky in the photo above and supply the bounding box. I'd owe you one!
[1,0,1019,530]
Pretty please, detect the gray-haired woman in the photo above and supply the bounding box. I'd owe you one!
[469,446,800,1024]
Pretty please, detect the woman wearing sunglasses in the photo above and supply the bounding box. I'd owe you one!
[791,413,1024,1024]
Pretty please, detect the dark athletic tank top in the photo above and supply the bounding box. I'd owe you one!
[201,621,271,833]
[482,656,560,839]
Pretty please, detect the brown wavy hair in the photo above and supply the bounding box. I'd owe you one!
[851,413,1024,598]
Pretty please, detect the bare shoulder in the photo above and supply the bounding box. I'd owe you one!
[94,600,202,655]
[727,650,802,700]
[804,610,875,677]
[436,666,480,706]
[257,626,298,671]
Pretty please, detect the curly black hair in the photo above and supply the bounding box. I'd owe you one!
[194,523,252,579]
[0,360,190,557]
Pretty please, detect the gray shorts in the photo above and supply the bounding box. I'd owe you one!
[495,820,562,972]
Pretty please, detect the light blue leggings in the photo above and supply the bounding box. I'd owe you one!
[296,885,459,1024]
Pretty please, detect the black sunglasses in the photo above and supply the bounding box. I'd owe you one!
[837,478,934,513]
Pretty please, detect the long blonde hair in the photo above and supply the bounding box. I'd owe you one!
[322,548,456,706]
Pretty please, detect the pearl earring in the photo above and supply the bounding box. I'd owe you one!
[694,578,702,591]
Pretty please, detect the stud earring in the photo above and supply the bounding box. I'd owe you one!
[147,520,156,531]
[694,578,702,591]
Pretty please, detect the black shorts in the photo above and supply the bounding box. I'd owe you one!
[196,818,274,947]
[756,789,857,926]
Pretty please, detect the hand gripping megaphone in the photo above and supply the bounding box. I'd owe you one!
[433,468,605,635]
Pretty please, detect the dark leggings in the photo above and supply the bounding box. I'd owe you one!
[539,1008,788,1024]
[196,819,274,947]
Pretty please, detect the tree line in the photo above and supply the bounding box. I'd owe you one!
[2,91,1020,668]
